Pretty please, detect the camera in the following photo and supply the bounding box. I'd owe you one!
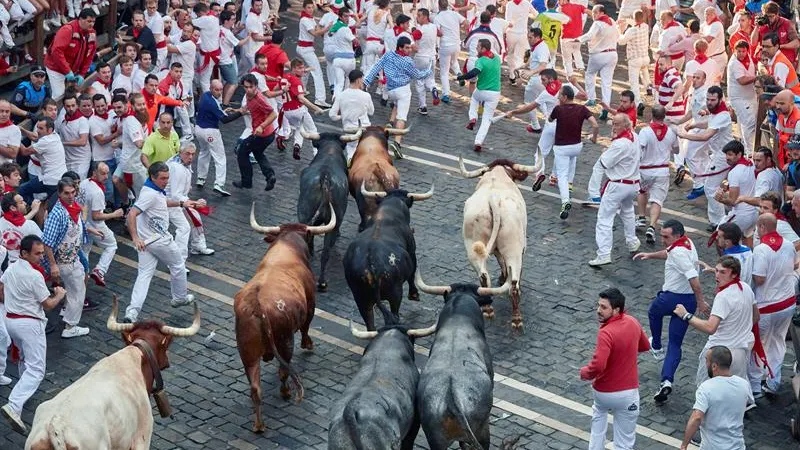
[755,14,770,26]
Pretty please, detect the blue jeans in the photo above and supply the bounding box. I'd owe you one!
[648,291,696,383]
[18,176,56,205]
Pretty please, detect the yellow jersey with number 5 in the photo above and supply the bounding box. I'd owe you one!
[535,10,570,51]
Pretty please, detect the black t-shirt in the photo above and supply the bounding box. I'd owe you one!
[127,26,157,60]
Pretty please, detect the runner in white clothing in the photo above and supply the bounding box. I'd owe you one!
[736,148,784,208]
[0,193,41,264]
[715,141,759,246]
[57,94,91,178]
[579,5,619,121]
[78,162,122,287]
[433,0,465,103]
[362,0,391,89]
[145,0,167,70]
[297,0,333,107]
[412,9,440,114]
[192,4,222,94]
[637,105,679,244]
[618,11,650,115]
[523,28,552,132]
[726,40,757,153]
[243,0,270,70]
[166,144,214,264]
[700,7,727,72]
[329,69,374,161]
[505,0,537,86]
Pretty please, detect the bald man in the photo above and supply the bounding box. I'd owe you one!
[194,80,242,197]
[589,114,642,266]
[748,213,797,397]
[775,89,800,168]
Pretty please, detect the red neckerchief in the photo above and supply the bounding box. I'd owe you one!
[122,104,136,118]
[3,184,13,193]
[250,67,268,76]
[709,99,728,114]
[60,199,81,224]
[706,16,721,25]
[531,39,545,52]
[132,27,142,39]
[613,129,635,142]
[776,211,788,221]
[396,49,410,57]
[738,53,752,70]
[667,235,692,252]
[65,110,83,122]
[2,211,24,227]
[760,230,784,251]
[0,120,13,128]
[300,11,313,19]
[95,111,109,120]
[480,49,495,59]
[716,276,743,293]
[393,25,404,36]
[30,261,47,281]
[545,79,562,96]
[694,53,709,64]
[513,0,523,4]
[595,14,612,26]
[650,120,669,141]
[97,77,111,88]
[91,178,106,192]
[735,156,753,167]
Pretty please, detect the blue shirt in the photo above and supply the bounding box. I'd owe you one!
[12,81,49,114]
[786,160,800,188]
[195,91,227,130]
[41,201,89,273]
[364,51,432,92]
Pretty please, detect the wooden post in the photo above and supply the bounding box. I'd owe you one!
[108,0,118,48]
[33,14,44,65]
[755,97,767,153]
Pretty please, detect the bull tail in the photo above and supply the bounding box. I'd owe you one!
[341,395,368,449]
[311,173,333,226]
[46,417,68,450]
[252,298,305,404]
[451,378,483,449]
[474,196,501,259]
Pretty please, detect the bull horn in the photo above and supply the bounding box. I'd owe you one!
[360,181,387,198]
[299,129,321,141]
[407,322,437,338]
[339,128,363,143]
[349,320,378,339]
[250,203,281,234]
[106,295,135,332]
[458,156,491,179]
[476,278,512,297]
[160,302,201,337]
[414,271,451,296]
[406,183,434,201]
[306,203,337,235]
[511,149,544,174]
[384,126,410,136]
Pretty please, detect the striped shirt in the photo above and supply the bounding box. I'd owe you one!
[364,51,432,91]
[619,23,649,61]
[658,67,685,117]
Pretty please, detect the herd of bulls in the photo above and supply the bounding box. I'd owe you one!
[235,128,544,449]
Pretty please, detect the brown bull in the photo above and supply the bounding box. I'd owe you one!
[234,203,336,433]
[347,125,408,231]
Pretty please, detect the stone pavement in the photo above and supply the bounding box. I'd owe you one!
[2,3,799,449]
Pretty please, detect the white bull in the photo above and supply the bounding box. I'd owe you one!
[25,298,200,450]
[459,153,541,330]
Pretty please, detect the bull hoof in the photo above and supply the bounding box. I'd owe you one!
[511,319,525,333]
[301,336,314,350]
[280,386,292,400]
[253,422,266,434]
[408,291,419,301]
[481,305,495,319]
[317,282,328,292]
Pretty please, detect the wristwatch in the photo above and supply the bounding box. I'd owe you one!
[179,200,184,207]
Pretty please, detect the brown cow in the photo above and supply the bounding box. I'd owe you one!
[347,125,408,231]
[234,203,336,433]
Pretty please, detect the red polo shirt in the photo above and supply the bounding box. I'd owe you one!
[256,43,289,90]
[580,312,650,392]
[245,91,275,137]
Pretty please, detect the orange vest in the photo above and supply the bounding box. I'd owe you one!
[771,51,800,96]
[777,105,800,168]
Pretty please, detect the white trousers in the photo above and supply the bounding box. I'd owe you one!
[280,107,318,148]
[589,388,639,450]
[297,46,326,103]
[748,305,796,391]
[324,49,336,91]
[524,77,546,129]
[127,237,189,318]
[627,56,651,106]
[195,126,226,186]
[553,143,582,203]
[682,137,709,190]
[46,68,67,100]
[586,52,618,104]
[560,38,584,76]
[361,41,384,85]
[333,57,356,98]
[702,162,727,225]
[506,32,527,75]
[730,97,758,154]
[595,182,639,258]
[536,121,557,176]
[175,105,193,136]
[197,58,216,93]
[0,304,9,377]
[438,45,461,96]
[388,84,412,122]
[414,55,436,108]
[59,260,85,326]
[65,158,91,180]
[169,207,207,263]
[468,90,500,145]
[81,222,117,275]
[5,317,45,415]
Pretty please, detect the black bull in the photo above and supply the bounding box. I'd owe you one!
[297,131,355,291]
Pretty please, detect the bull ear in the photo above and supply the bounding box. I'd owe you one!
[123,331,134,345]
[161,336,169,346]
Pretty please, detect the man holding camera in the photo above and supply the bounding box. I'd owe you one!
[752,1,799,65]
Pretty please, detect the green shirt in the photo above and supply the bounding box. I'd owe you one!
[142,129,180,164]
[475,55,501,92]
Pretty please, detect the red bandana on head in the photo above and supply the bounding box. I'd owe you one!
[2,210,24,227]
[545,79,562,96]
[595,14,613,26]
[60,199,81,224]
[667,235,692,252]
[650,121,669,141]
[716,277,743,293]
[761,230,784,251]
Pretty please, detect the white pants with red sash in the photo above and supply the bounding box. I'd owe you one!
[748,297,796,392]
[169,207,208,263]
[595,181,639,259]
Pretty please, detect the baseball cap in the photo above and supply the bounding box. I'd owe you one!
[787,134,800,150]
[30,65,46,76]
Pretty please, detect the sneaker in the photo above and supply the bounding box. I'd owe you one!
[2,404,26,434]
[190,247,215,255]
[628,239,641,253]
[599,110,609,121]
[585,197,601,205]
[526,125,542,134]
[249,155,257,164]
[431,87,440,105]
[61,326,90,339]
[559,202,571,220]
[171,294,195,307]
[293,144,302,160]
[214,184,231,197]
[275,136,287,151]
[568,183,574,192]
[196,178,205,188]
[90,268,106,287]
[390,141,404,160]
[264,176,277,192]
[585,99,597,107]
[751,391,764,400]
[83,298,99,311]
[42,20,50,32]
[441,95,451,104]
[532,174,546,191]
[418,106,428,116]
[474,144,482,152]
[0,375,11,386]
[233,181,252,189]
[636,216,647,228]
[763,381,779,395]
[673,166,687,186]
[465,119,476,130]
[646,226,656,244]
[654,380,672,403]
[686,187,705,200]
[745,402,758,412]
[588,256,612,266]
[706,223,718,233]
[649,337,666,361]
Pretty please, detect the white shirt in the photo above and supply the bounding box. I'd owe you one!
[727,56,757,102]
[90,81,112,104]
[754,218,800,247]
[330,88,374,129]
[366,7,390,40]
[145,10,164,38]
[89,113,116,162]
[534,82,578,118]
[298,16,319,43]
[245,11,266,59]
[33,133,67,185]
[58,116,91,169]
[638,125,678,177]
[435,10,465,48]
[505,0,537,34]
[319,12,339,51]
[489,17,509,52]
[131,67,149,93]
[707,282,755,349]
[331,24,357,55]
[700,21,725,56]
[0,123,21,165]
[690,0,723,24]
[465,28,501,58]
[0,258,51,320]
[684,58,721,88]
[166,157,192,202]
[705,110,732,161]
[663,240,700,293]
[0,217,41,263]
[728,163,758,218]
[579,18,618,53]
[120,116,147,173]
[415,23,438,58]
[600,135,640,180]
[78,178,107,228]
[527,40,550,83]
[133,184,172,242]
[754,167,784,199]
[171,40,197,83]
[654,0,677,17]
[111,73,133,95]
[193,15,220,52]
[619,0,649,18]
[220,28,240,65]
[658,23,687,55]
[618,22,650,61]
[752,238,796,305]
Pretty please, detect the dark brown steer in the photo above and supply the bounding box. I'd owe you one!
[234,203,335,433]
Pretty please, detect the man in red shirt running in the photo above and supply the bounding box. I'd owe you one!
[581,287,650,450]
